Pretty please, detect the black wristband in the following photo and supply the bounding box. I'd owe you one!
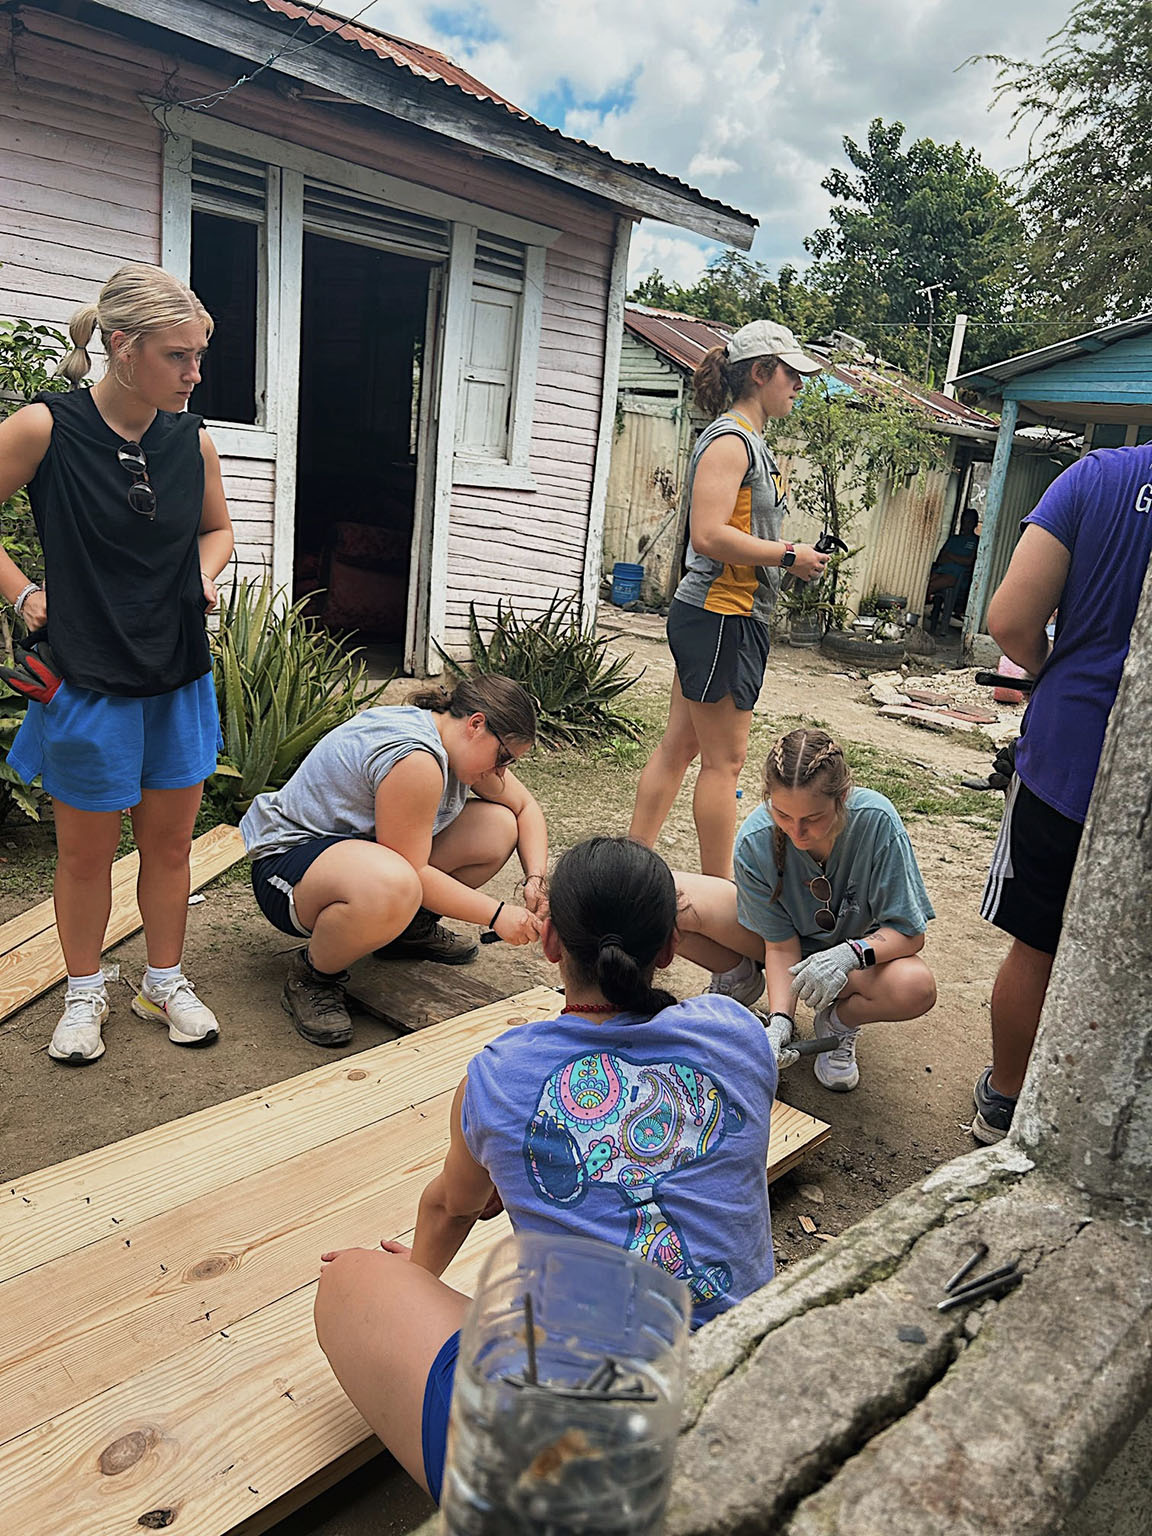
[489,901,505,929]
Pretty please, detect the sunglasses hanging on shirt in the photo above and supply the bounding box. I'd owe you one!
[117,441,156,519]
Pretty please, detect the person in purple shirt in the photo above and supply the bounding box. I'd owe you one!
[973,442,1152,1142]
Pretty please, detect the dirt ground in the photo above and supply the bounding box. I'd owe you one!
[0,615,1013,1534]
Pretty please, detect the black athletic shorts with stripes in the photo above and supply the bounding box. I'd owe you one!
[980,775,1084,955]
[666,598,772,711]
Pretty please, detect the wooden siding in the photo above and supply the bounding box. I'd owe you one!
[0,7,625,661]
[444,222,613,644]
[220,456,276,587]
[619,331,681,395]
[1003,333,1152,407]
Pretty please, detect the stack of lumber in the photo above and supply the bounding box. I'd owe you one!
[0,986,829,1534]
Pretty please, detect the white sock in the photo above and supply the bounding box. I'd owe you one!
[144,962,182,994]
[67,970,105,992]
[828,1005,858,1036]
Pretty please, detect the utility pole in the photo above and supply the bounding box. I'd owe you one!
[942,313,968,398]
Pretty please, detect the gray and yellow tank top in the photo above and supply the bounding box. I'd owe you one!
[674,412,788,625]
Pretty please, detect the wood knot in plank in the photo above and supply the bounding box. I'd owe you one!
[185,1253,238,1282]
[99,1428,157,1475]
[346,1069,368,1080]
[138,1511,177,1529]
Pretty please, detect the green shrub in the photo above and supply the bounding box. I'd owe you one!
[209,571,390,814]
[435,594,643,748]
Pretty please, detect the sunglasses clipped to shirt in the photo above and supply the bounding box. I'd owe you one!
[117,441,156,519]
[807,874,837,932]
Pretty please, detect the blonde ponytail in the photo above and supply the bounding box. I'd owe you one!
[55,264,213,389]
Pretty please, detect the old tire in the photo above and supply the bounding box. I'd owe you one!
[820,631,907,666]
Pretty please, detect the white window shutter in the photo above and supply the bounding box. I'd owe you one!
[456,283,518,458]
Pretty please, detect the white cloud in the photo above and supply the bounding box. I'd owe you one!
[332,0,1065,283]
[627,226,718,288]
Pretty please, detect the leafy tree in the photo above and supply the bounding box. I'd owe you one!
[628,251,833,338]
[768,367,947,627]
[804,119,1029,379]
[984,0,1152,323]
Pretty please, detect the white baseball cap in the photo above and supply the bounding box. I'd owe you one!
[726,319,823,375]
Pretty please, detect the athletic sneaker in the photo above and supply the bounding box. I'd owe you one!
[375,907,479,966]
[132,975,220,1046]
[812,1005,860,1092]
[707,955,765,1009]
[972,1067,1017,1144]
[48,988,109,1064]
[282,952,353,1047]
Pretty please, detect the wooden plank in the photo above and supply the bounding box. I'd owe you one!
[0,851,140,957]
[0,824,244,1027]
[0,988,563,1283]
[346,958,505,1033]
[0,1216,511,1536]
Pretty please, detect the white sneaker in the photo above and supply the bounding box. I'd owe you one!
[132,975,220,1046]
[812,1005,860,1092]
[48,988,109,1064]
[707,956,765,1009]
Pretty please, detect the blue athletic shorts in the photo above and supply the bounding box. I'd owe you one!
[250,834,357,937]
[7,672,220,813]
[422,1329,460,1503]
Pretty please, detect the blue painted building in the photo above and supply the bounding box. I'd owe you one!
[952,314,1152,645]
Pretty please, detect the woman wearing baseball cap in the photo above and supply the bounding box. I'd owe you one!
[629,321,829,998]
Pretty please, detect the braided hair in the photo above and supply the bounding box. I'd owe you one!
[762,729,853,902]
[547,837,677,1018]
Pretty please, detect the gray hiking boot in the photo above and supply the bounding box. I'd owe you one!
[282,952,353,1047]
[375,906,479,965]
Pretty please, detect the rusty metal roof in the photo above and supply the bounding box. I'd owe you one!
[250,0,529,116]
[624,307,733,370]
[241,1,752,235]
[624,305,999,435]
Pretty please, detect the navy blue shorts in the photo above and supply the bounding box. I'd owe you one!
[666,599,771,710]
[7,672,220,812]
[422,1329,460,1503]
[250,835,358,936]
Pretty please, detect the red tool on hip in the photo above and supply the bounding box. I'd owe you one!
[0,629,63,705]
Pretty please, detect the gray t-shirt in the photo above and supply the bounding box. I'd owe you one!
[734,789,935,958]
[240,705,469,862]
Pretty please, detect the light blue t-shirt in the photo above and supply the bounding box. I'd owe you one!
[240,705,468,861]
[461,994,777,1327]
[734,788,935,958]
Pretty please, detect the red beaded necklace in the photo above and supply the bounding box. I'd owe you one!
[560,1002,619,1015]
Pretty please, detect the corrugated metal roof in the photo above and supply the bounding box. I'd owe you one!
[244,0,753,231]
[624,305,1000,435]
[623,307,733,370]
[953,312,1152,389]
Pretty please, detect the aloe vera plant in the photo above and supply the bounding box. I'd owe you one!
[435,594,643,748]
[209,572,390,811]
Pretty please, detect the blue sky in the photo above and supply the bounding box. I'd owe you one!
[334,0,1069,287]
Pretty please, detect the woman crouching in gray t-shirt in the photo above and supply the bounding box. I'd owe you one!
[240,676,547,1046]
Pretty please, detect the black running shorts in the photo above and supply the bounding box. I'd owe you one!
[666,599,771,711]
[980,776,1084,955]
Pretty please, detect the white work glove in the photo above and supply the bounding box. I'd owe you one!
[789,942,862,1012]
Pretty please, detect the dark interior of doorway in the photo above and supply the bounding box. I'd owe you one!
[295,234,429,657]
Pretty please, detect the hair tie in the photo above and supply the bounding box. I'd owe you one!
[598,932,624,954]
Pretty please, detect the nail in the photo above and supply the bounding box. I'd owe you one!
[943,1242,988,1293]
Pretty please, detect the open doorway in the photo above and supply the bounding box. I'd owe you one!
[294,233,432,666]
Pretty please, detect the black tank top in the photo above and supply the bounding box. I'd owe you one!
[28,389,211,696]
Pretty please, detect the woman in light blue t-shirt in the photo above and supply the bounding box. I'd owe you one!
[313,836,776,1505]
[676,727,937,1094]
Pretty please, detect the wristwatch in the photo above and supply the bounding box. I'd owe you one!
[780,542,797,569]
[849,937,877,968]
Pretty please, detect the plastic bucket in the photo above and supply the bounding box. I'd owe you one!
[611,562,644,606]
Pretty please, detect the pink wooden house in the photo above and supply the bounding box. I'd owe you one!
[0,0,753,670]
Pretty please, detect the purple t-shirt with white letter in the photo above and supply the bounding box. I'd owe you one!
[1015,444,1152,823]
